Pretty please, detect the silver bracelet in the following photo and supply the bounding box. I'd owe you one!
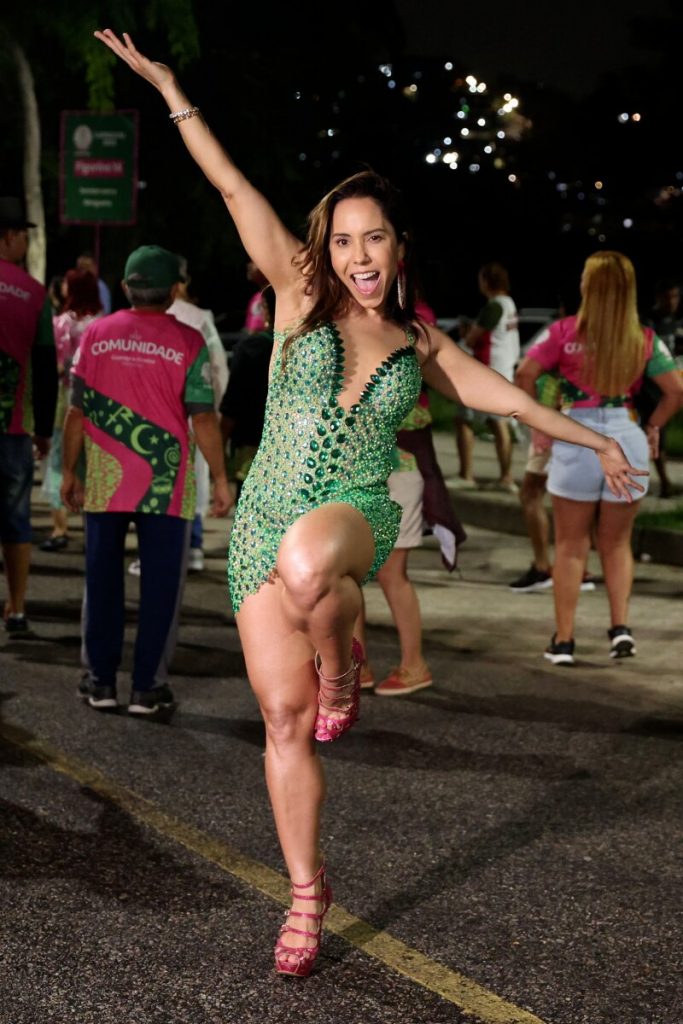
[169,106,200,125]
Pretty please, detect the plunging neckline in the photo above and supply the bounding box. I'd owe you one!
[328,321,416,415]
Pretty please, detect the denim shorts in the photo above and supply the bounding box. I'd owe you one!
[547,408,649,504]
[0,435,34,543]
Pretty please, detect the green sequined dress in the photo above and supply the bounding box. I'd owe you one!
[228,321,422,612]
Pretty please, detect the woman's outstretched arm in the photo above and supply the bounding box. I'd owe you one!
[94,30,302,294]
[421,329,648,501]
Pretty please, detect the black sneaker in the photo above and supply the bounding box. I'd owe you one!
[509,565,553,593]
[608,625,636,659]
[78,674,118,711]
[39,535,69,552]
[128,685,176,716]
[544,635,575,666]
[4,614,35,639]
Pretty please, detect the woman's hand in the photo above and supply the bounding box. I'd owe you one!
[530,428,552,455]
[597,437,648,502]
[94,30,175,94]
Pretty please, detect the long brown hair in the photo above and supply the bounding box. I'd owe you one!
[283,170,426,358]
[576,252,646,395]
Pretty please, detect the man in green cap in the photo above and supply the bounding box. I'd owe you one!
[62,244,232,715]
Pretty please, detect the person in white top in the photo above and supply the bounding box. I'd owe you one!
[454,262,520,491]
[169,257,228,571]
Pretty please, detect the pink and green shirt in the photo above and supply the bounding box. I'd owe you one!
[0,258,54,435]
[71,309,214,518]
[526,315,676,409]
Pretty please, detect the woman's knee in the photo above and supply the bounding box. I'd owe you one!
[555,534,591,560]
[262,702,315,748]
[277,545,335,612]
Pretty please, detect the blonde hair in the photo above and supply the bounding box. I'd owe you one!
[576,251,646,396]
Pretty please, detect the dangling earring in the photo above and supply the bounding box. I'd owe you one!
[397,261,406,310]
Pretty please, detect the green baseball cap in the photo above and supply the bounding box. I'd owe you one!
[123,245,181,288]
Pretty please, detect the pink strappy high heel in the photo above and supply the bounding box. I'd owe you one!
[314,638,363,742]
[274,862,332,977]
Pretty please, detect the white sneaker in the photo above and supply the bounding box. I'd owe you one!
[128,559,141,577]
[187,548,205,572]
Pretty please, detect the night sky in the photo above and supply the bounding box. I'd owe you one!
[396,0,672,94]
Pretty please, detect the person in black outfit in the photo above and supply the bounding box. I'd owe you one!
[220,289,274,497]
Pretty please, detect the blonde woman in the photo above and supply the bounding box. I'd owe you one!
[516,252,683,665]
[96,30,648,978]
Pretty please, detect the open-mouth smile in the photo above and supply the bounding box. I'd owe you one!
[351,270,381,296]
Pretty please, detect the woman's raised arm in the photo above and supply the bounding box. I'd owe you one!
[94,30,302,293]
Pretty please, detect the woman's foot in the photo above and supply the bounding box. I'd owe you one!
[608,625,636,658]
[314,639,363,741]
[359,660,375,691]
[274,863,332,977]
[375,662,433,696]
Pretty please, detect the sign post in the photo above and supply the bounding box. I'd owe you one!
[60,110,138,225]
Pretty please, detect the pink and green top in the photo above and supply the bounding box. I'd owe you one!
[0,258,53,435]
[71,308,214,518]
[526,315,676,409]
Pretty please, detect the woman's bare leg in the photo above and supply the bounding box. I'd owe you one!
[454,418,475,482]
[52,507,69,537]
[237,583,324,962]
[490,418,513,485]
[519,472,551,572]
[236,505,375,962]
[551,496,597,642]
[376,548,429,675]
[595,500,640,627]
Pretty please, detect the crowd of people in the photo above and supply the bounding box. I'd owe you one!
[1,24,682,979]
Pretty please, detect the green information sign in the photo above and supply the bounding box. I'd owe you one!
[60,110,138,225]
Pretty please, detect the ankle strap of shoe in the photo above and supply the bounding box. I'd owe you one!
[290,861,326,890]
[314,653,356,683]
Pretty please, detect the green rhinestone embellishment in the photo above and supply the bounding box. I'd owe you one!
[306,457,316,468]
[303,473,313,484]
[322,437,332,449]
[317,425,326,436]
[322,408,331,420]
[310,440,319,451]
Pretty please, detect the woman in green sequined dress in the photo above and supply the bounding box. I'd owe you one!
[96,29,649,978]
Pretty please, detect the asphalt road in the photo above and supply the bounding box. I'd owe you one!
[1,508,682,1024]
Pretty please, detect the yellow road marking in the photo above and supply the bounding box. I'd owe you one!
[1,720,547,1024]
